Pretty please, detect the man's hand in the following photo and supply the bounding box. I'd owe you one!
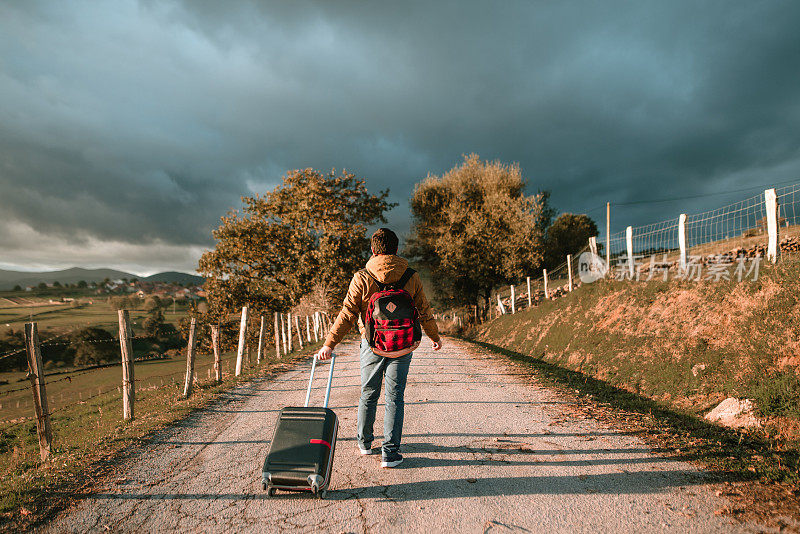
[317,345,333,361]
[431,339,442,351]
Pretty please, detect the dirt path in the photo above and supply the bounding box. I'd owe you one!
[44,337,757,533]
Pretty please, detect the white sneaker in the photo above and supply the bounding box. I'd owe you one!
[359,446,377,455]
[381,453,403,468]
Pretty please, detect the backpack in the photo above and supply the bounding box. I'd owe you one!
[363,268,422,357]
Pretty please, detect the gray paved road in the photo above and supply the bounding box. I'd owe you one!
[45,337,756,533]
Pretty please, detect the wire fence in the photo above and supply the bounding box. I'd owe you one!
[606,183,800,261]
[448,181,800,325]
[0,307,333,451]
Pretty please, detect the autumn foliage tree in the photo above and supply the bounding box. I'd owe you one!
[199,168,394,341]
[544,213,599,270]
[407,154,549,310]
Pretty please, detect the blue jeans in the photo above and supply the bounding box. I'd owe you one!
[357,339,412,456]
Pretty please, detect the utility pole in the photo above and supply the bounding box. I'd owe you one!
[606,201,611,269]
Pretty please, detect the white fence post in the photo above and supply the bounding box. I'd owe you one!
[274,312,281,359]
[567,254,573,291]
[678,214,687,272]
[286,313,293,352]
[626,226,634,278]
[280,313,287,356]
[526,277,532,307]
[543,269,549,299]
[235,306,248,376]
[589,236,597,256]
[510,285,516,314]
[496,294,506,315]
[765,188,778,263]
[294,314,303,350]
[256,315,265,364]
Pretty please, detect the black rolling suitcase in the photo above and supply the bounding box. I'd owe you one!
[262,353,338,499]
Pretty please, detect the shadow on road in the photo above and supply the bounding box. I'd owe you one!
[79,470,738,504]
[466,339,793,485]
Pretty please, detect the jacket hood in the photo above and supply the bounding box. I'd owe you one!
[365,254,409,284]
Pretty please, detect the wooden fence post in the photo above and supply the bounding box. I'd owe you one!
[510,285,516,314]
[274,312,281,359]
[24,322,52,460]
[543,269,549,299]
[294,314,303,350]
[280,313,287,356]
[626,226,634,278]
[567,254,573,292]
[678,214,687,273]
[257,315,265,364]
[286,312,294,352]
[526,277,532,307]
[211,324,221,383]
[183,317,196,398]
[118,310,135,421]
[765,188,779,263]
[306,315,311,343]
[496,294,506,315]
[235,306,248,376]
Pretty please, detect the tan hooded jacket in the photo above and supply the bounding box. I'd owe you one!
[324,254,440,349]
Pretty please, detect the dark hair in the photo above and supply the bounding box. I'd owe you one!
[371,228,399,255]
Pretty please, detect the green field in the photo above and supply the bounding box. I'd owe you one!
[0,350,236,422]
[0,298,190,336]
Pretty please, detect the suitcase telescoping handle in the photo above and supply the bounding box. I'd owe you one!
[304,353,336,408]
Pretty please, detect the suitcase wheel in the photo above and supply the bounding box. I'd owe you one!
[268,487,276,497]
[318,489,327,500]
[261,482,267,491]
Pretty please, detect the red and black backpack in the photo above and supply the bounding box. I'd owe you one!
[363,268,422,357]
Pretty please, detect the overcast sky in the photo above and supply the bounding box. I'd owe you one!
[1,1,799,275]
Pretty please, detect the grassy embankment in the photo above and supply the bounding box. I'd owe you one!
[0,336,323,531]
[466,259,800,487]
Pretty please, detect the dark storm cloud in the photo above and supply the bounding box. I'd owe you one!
[1,0,799,272]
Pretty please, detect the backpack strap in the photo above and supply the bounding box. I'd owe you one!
[392,268,416,290]
[362,268,416,291]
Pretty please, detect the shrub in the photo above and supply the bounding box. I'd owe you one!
[753,371,800,418]
[64,327,116,367]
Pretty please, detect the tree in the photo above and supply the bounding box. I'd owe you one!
[407,154,549,309]
[77,280,88,288]
[143,296,162,312]
[544,213,599,270]
[109,296,128,310]
[37,282,47,290]
[53,281,62,288]
[199,168,394,320]
[66,327,116,367]
[12,285,21,291]
[143,308,176,341]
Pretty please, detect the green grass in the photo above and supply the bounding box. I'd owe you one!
[0,351,226,421]
[0,299,189,335]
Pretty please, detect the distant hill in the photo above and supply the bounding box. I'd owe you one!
[0,267,204,290]
[142,271,205,286]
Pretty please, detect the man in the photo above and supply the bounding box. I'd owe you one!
[316,228,441,468]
